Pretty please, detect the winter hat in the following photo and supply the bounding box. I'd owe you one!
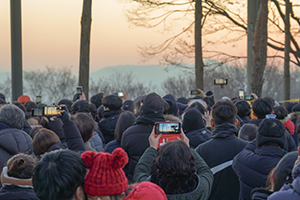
[177,102,188,116]
[143,93,164,111]
[177,97,189,105]
[256,118,286,148]
[164,99,179,116]
[18,95,31,104]
[182,108,205,133]
[125,182,167,200]
[292,103,300,112]
[274,151,298,184]
[81,148,128,196]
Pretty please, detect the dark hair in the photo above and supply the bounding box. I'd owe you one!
[203,96,215,108]
[264,96,275,107]
[90,93,103,109]
[114,111,136,142]
[12,101,27,113]
[33,128,60,155]
[184,101,206,115]
[122,100,135,113]
[71,100,90,114]
[238,124,257,141]
[97,105,105,119]
[211,100,237,125]
[24,101,37,113]
[0,104,25,129]
[33,149,86,200]
[6,153,36,179]
[154,140,195,177]
[89,103,97,120]
[58,99,73,113]
[30,126,43,139]
[252,98,273,119]
[272,169,287,191]
[134,96,144,114]
[286,103,297,114]
[0,93,6,101]
[72,113,95,143]
[273,106,288,120]
[234,100,251,118]
[102,95,123,110]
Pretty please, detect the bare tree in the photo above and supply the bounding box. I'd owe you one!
[79,0,92,100]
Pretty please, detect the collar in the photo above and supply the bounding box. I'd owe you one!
[212,123,238,138]
[1,166,33,188]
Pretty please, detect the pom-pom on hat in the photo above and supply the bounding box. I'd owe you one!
[81,148,128,196]
[18,95,31,104]
[125,181,167,200]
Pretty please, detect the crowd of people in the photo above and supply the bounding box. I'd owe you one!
[0,89,300,200]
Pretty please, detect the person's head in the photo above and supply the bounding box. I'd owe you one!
[256,118,286,148]
[163,94,179,116]
[234,100,251,118]
[211,100,237,126]
[182,108,205,133]
[273,106,288,120]
[0,98,6,104]
[24,101,37,113]
[114,111,136,143]
[154,140,195,178]
[102,95,123,111]
[122,100,134,113]
[71,100,90,114]
[18,95,31,104]
[33,149,87,200]
[58,99,73,113]
[81,148,128,200]
[32,128,60,156]
[97,105,105,119]
[89,103,97,120]
[27,117,39,127]
[238,124,258,141]
[142,93,164,111]
[252,98,273,119]
[124,181,167,200]
[90,93,104,109]
[1,153,36,183]
[0,93,6,102]
[292,103,300,113]
[12,101,27,113]
[286,103,297,114]
[0,104,25,129]
[72,113,95,143]
[203,96,215,110]
[183,101,206,115]
[133,96,144,115]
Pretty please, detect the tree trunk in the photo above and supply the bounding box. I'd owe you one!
[284,0,291,101]
[195,0,204,90]
[251,0,268,97]
[79,0,92,100]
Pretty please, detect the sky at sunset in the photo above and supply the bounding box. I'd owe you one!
[0,0,249,75]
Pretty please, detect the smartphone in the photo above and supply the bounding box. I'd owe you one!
[42,106,63,117]
[214,78,228,85]
[118,92,124,98]
[239,90,244,99]
[190,90,200,95]
[155,121,181,148]
[32,108,42,117]
[77,86,83,95]
[244,94,254,101]
[36,95,42,104]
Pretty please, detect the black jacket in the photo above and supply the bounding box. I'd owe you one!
[232,140,287,200]
[0,185,39,200]
[98,109,123,143]
[195,123,248,200]
[251,188,273,200]
[121,105,165,182]
[186,128,211,149]
[0,123,33,176]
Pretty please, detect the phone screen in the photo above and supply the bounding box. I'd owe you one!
[43,106,62,116]
[77,86,83,95]
[190,90,199,95]
[36,95,42,103]
[239,90,244,99]
[244,94,254,101]
[155,122,181,148]
[32,108,42,117]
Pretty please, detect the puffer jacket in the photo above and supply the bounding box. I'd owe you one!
[0,123,33,176]
[251,188,273,200]
[232,141,287,200]
[267,163,300,200]
[0,185,39,200]
[133,147,213,200]
[186,128,211,149]
[89,128,104,152]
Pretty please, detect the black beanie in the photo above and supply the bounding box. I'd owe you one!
[256,118,286,148]
[143,93,164,111]
[292,103,300,112]
[182,108,205,133]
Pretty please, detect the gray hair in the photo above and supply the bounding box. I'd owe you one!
[0,104,25,129]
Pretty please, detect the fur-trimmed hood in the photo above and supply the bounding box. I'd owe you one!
[163,114,181,123]
[290,112,300,121]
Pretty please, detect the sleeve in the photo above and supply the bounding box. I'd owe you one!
[48,119,66,146]
[63,121,86,153]
[133,147,157,183]
[192,148,214,200]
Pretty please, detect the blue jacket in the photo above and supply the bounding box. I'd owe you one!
[232,141,287,200]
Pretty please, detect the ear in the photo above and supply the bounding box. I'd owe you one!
[118,192,126,200]
[74,186,85,200]
[210,119,215,128]
[234,119,238,126]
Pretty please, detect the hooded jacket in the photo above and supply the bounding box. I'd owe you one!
[133,147,213,200]
[121,105,165,182]
[232,140,287,200]
[0,122,33,176]
[195,123,248,200]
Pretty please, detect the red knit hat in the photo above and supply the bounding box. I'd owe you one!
[81,148,128,196]
[17,95,31,104]
[125,182,167,200]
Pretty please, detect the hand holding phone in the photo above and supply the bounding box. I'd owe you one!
[155,121,181,148]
